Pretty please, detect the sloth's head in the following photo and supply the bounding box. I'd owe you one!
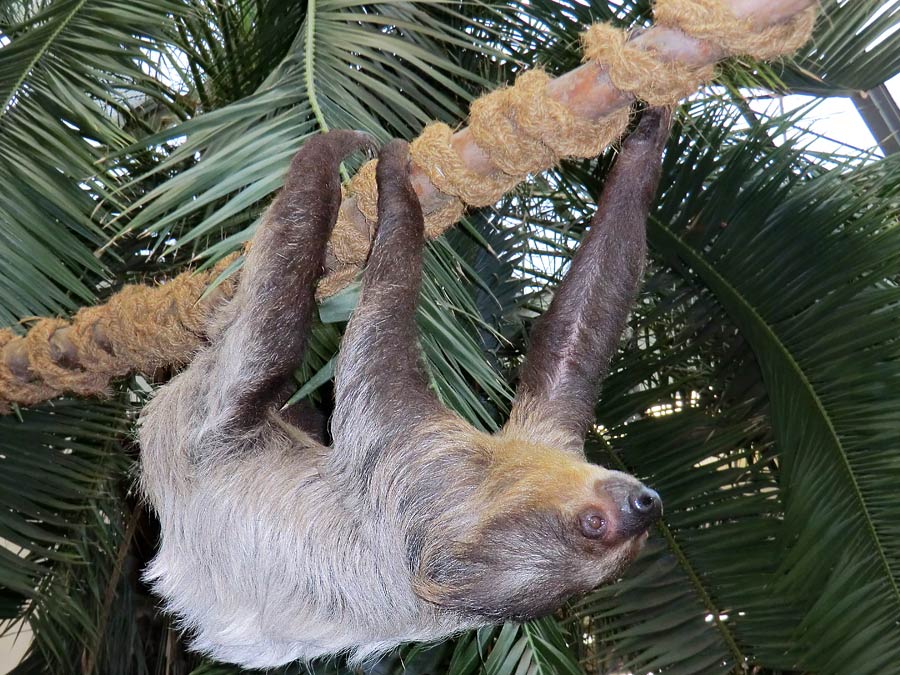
[414,436,661,622]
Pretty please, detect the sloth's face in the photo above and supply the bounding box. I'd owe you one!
[414,440,661,622]
[566,465,662,558]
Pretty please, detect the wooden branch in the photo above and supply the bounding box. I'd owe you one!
[332,0,818,255]
[1,0,818,410]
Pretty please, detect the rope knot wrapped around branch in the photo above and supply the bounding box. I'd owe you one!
[324,67,632,286]
[0,0,819,410]
[583,0,817,106]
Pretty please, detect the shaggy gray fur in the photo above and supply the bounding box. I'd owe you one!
[139,113,669,669]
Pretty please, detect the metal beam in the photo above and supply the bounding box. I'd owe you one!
[852,83,900,156]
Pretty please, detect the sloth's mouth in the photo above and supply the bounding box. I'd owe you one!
[601,533,650,581]
[625,530,650,557]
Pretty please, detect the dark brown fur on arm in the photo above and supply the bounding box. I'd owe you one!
[329,140,454,495]
[222,130,375,430]
[333,140,446,434]
[506,109,671,450]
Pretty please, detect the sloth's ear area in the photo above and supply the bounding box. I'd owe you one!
[411,509,577,622]
[411,562,459,607]
[411,525,498,611]
[412,541,577,623]
[411,541,498,617]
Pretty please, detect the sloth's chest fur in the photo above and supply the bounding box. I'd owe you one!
[141,418,477,668]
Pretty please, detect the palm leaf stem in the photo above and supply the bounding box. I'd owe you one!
[603,437,747,667]
[304,0,329,133]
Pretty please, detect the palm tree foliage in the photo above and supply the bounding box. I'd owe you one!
[1,0,899,673]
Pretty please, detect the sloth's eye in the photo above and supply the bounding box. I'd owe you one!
[578,511,608,539]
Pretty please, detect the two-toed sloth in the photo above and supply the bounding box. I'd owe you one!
[139,108,670,669]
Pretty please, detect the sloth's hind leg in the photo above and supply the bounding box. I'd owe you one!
[332,140,448,476]
[142,130,375,464]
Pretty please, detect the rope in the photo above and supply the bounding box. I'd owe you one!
[582,0,817,106]
[0,260,237,413]
[655,0,818,61]
[0,0,817,411]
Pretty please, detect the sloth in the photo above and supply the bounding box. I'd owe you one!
[139,108,669,669]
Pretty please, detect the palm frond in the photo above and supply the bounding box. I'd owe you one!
[0,0,186,323]
[788,0,900,94]
[534,101,900,675]
[0,399,135,672]
[114,0,523,263]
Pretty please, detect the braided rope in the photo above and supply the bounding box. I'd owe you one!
[0,0,817,410]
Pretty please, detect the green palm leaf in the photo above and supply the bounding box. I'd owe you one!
[542,102,900,675]
[113,0,519,260]
[0,0,186,323]
[652,127,900,674]
[788,0,900,93]
[0,399,134,672]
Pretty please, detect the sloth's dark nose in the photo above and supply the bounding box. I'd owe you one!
[598,479,663,540]
[629,487,662,523]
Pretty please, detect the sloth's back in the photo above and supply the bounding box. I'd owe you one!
[139,378,468,667]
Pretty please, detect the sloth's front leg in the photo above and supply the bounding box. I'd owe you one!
[140,131,375,465]
[505,108,672,453]
[331,140,454,483]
